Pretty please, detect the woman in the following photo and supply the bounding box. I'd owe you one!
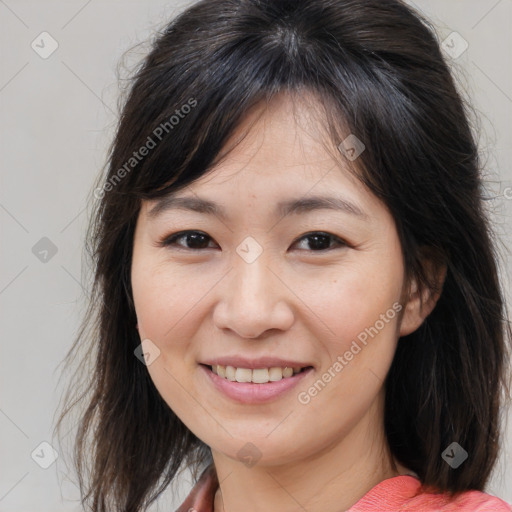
[55,0,512,510]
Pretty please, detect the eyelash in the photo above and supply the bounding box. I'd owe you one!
[158,230,349,252]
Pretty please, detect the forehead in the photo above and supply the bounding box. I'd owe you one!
[143,91,385,222]
[179,92,365,196]
[212,91,342,175]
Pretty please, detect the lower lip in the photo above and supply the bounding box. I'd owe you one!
[200,364,314,404]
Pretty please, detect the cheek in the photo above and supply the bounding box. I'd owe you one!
[131,257,209,426]
[315,260,400,314]
[132,258,214,344]
[289,259,403,438]
[297,247,404,371]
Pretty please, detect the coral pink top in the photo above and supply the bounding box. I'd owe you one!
[176,463,511,512]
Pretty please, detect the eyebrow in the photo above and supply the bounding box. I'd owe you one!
[147,194,368,221]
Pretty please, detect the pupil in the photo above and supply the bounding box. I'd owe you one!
[188,233,208,248]
[309,234,330,250]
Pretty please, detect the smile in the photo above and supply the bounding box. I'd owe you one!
[200,364,314,404]
[210,364,309,383]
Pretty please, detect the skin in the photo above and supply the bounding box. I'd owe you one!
[131,92,445,512]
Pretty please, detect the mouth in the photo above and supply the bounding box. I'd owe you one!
[201,364,313,384]
[199,363,314,404]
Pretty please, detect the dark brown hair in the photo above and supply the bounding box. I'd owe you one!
[54,0,512,510]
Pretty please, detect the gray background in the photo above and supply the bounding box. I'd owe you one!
[0,1,511,510]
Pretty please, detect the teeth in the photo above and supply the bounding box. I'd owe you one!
[252,368,269,383]
[282,367,294,378]
[269,367,283,381]
[235,367,252,382]
[225,365,236,381]
[210,365,305,383]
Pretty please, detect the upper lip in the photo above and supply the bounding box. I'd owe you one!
[201,356,314,370]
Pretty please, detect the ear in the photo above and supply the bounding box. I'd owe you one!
[399,250,447,337]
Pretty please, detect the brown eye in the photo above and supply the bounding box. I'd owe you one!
[292,232,348,251]
[160,230,217,250]
[158,230,348,252]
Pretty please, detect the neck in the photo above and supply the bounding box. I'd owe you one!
[212,389,409,512]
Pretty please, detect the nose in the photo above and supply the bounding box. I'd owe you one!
[212,252,295,339]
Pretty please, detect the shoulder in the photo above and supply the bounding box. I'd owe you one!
[405,487,512,512]
[348,475,512,512]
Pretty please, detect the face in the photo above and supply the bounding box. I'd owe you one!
[131,92,412,468]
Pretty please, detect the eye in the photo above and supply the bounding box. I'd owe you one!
[291,231,348,251]
[159,230,218,250]
[158,230,348,252]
